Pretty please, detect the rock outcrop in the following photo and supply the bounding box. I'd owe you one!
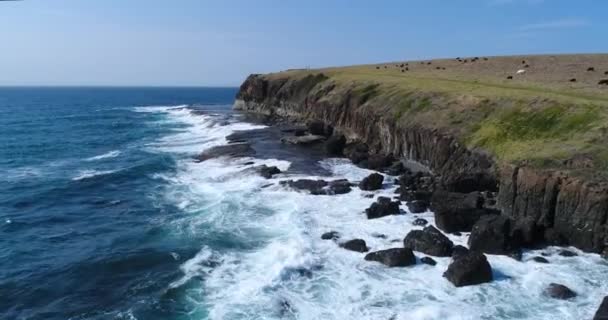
[364,248,416,267]
[235,73,608,253]
[443,251,493,287]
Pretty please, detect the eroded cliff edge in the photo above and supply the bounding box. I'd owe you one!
[234,72,608,253]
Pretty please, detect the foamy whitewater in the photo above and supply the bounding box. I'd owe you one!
[142,106,608,320]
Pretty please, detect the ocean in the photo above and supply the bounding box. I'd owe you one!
[1,87,606,320]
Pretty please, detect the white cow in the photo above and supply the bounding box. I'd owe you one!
[516,69,526,75]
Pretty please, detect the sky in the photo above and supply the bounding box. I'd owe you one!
[0,0,606,86]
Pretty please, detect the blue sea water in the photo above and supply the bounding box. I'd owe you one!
[1,87,608,320]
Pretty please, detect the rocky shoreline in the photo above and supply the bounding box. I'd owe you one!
[226,72,608,317]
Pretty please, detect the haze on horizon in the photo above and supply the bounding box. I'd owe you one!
[0,0,606,87]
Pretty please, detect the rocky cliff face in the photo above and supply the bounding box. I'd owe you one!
[235,73,608,253]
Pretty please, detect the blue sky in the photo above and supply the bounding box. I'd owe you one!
[0,0,606,86]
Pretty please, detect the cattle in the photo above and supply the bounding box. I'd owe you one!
[524,64,530,68]
[569,78,577,82]
[507,76,513,79]
[604,71,608,75]
[588,67,595,72]
[522,60,526,64]
[599,79,608,85]
[516,69,526,74]
[376,66,380,70]
[483,57,488,61]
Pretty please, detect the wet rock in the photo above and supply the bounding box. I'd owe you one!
[468,215,521,255]
[403,225,454,257]
[196,143,255,161]
[281,179,352,195]
[412,218,428,226]
[508,249,523,261]
[344,142,369,164]
[281,126,307,136]
[366,154,393,170]
[385,161,406,176]
[366,197,400,219]
[545,283,577,300]
[359,173,384,191]
[420,256,437,266]
[372,233,387,239]
[281,134,326,145]
[452,245,470,260]
[326,179,353,195]
[400,190,433,203]
[443,251,493,287]
[532,256,549,263]
[593,296,608,320]
[340,239,369,252]
[325,134,346,156]
[432,191,498,233]
[257,165,281,179]
[559,249,578,257]
[510,217,542,247]
[364,248,416,267]
[321,231,340,240]
[406,200,429,213]
[307,120,333,137]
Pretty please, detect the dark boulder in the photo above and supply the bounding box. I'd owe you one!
[325,134,346,156]
[510,217,543,247]
[364,248,416,267]
[196,143,255,161]
[593,296,608,320]
[359,173,384,191]
[344,142,369,164]
[326,179,353,195]
[443,251,493,287]
[532,256,549,263]
[366,154,393,170]
[545,283,577,300]
[558,250,578,257]
[403,225,454,257]
[365,197,400,219]
[281,179,352,195]
[257,165,281,179]
[420,256,437,266]
[321,231,340,240]
[431,191,498,233]
[452,245,470,260]
[307,120,333,137]
[400,190,433,203]
[385,161,406,176]
[407,200,429,213]
[468,215,521,255]
[412,218,428,226]
[340,239,369,252]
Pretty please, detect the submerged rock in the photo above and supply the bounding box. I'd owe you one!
[257,165,281,179]
[420,256,437,266]
[196,143,255,161]
[403,225,454,257]
[545,283,577,300]
[359,173,384,191]
[321,231,340,240]
[558,250,578,257]
[340,239,369,252]
[532,256,550,264]
[365,197,401,219]
[412,218,429,226]
[364,248,416,267]
[444,251,493,287]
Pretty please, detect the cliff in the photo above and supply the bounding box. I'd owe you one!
[234,54,608,253]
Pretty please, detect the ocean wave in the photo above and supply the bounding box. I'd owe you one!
[133,105,189,113]
[85,150,121,161]
[72,169,118,181]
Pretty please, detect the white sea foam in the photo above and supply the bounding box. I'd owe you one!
[72,169,117,181]
[152,106,608,320]
[85,150,121,161]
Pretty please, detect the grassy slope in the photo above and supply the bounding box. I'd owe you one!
[264,54,608,178]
